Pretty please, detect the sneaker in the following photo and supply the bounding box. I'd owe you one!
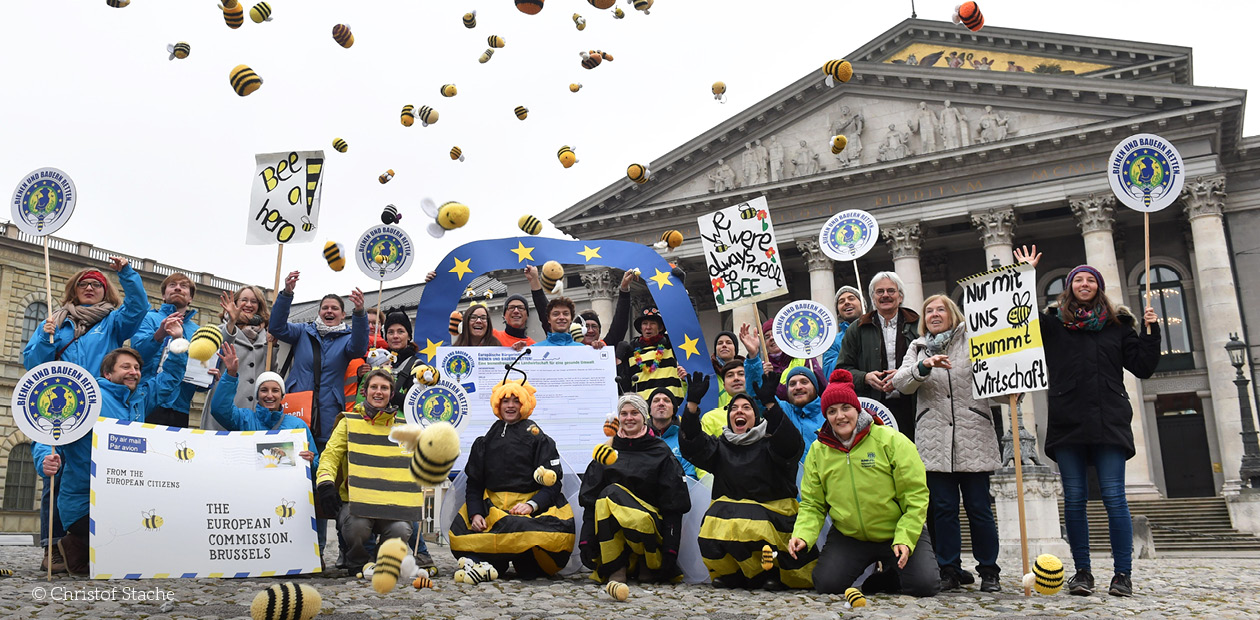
[1067,569,1095,596]
[939,567,962,592]
[1108,572,1132,597]
[958,568,975,585]
[39,545,67,574]
[979,572,1001,593]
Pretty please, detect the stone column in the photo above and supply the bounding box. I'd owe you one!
[881,221,924,310]
[971,207,1017,267]
[581,267,618,329]
[1183,175,1254,495]
[1070,193,1162,499]
[796,239,836,311]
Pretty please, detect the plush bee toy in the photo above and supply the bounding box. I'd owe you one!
[831,135,848,154]
[655,230,683,251]
[844,587,867,608]
[1024,553,1064,594]
[627,163,651,184]
[540,261,565,294]
[533,465,557,486]
[711,81,726,103]
[356,561,375,579]
[761,544,777,571]
[180,326,223,365]
[412,363,440,386]
[823,59,853,88]
[372,537,411,593]
[412,574,433,589]
[421,197,470,238]
[557,145,578,168]
[604,580,629,601]
[603,414,619,437]
[365,348,396,370]
[390,422,461,487]
[593,443,618,466]
[250,583,321,620]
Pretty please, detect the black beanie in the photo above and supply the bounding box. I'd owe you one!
[579,310,601,329]
[385,311,412,338]
[713,330,740,357]
[647,387,680,416]
[503,294,528,314]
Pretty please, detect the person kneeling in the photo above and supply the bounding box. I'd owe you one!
[578,394,691,600]
[448,375,575,578]
[788,370,939,598]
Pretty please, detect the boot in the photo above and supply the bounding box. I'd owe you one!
[39,544,67,574]
[58,534,89,576]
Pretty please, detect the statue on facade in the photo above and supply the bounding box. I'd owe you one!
[791,140,819,177]
[741,143,758,187]
[977,105,1012,143]
[877,123,913,162]
[707,158,736,193]
[767,136,785,182]
[830,105,864,168]
[752,138,770,184]
[939,99,970,150]
[910,102,939,154]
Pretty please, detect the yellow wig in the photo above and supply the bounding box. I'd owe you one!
[490,380,538,420]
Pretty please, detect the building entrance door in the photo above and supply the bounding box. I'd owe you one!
[1155,392,1216,498]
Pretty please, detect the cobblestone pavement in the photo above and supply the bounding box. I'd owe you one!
[2,543,1258,620]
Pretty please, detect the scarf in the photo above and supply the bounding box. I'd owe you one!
[360,399,398,422]
[48,302,115,339]
[766,350,792,375]
[503,322,528,339]
[1060,304,1109,332]
[924,327,957,356]
[722,419,768,445]
[314,320,349,338]
[815,411,873,452]
[639,333,665,347]
[235,314,265,342]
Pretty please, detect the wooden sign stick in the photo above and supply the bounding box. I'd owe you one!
[43,237,54,344]
[265,244,284,370]
[1010,392,1031,596]
[1144,213,1152,335]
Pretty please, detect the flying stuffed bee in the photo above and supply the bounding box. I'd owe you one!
[381,204,401,225]
[569,83,583,93]
[167,42,191,60]
[332,138,348,153]
[187,325,224,365]
[612,7,625,18]
[379,169,395,184]
[107,0,130,7]
[557,145,578,168]
[514,106,529,120]
[332,24,354,48]
[249,2,273,23]
[603,414,619,437]
[487,35,506,48]
[831,135,847,155]
[372,538,408,593]
[598,50,615,62]
[631,0,652,14]
[251,584,322,620]
[593,443,618,465]
[175,441,195,462]
[656,230,683,250]
[514,0,543,14]
[412,363,441,386]
[589,0,615,8]
[479,49,494,64]
[533,466,557,486]
[449,311,463,337]
[823,59,853,88]
[229,65,262,97]
[626,163,651,184]
[579,50,603,69]
[953,2,984,31]
[540,261,564,294]
[390,422,461,487]
[420,198,469,238]
[573,13,586,30]
[418,105,438,127]
[220,1,244,28]
[401,105,415,127]
[274,499,295,524]
[142,509,164,531]
[440,84,457,97]
[518,215,542,235]
[450,146,465,162]
[323,241,345,272]
[712,81,726,103]
[462,11,476,28]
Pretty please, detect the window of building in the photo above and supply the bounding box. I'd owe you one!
[1044,276,1066,305]
[21,302,48,343]
[1139,266,1194,371]
[3,443,36,511]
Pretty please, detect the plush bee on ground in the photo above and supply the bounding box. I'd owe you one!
[844,587,866,608]
[142,509,164,531]
[220,1,244,28]
[412,574,433,589]
[517,215,542,235]
[557,145,578,168]
[514,106,529,120]
[401,105,415,127]
[250,583,321,620]
[229,65,262,97]
[823,59,853,88]
[1028,553,1064,595]
[379,169,395,184]
[167,42,191,60]
[450,146,465,162]
[249,2,273,23]
[593,443,618,465]
[626,163,651,184]
[420,198,470,238]
[441,84,457,97]
[605,580,628,601]
[487,35,506,48]
[462,11,476,28]
[332,24,354,48]
[418,105,438,127]
[323,241,345,272]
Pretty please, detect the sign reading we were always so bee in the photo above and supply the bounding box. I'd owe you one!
[90,418,319,578]
[697,196,788,310]
[246,151,325,245]
[957,262,1048,399]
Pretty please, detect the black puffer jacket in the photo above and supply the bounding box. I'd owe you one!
[1040,307,1161,460]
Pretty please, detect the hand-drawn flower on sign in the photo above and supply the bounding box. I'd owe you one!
[712,277,726,304]
[756,209,769,231]
[765,247,777,263]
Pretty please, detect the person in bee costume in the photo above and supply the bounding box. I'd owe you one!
[602,269,688,401]
[679,371,819,590]
[448,352,576,578]
[578,393,691,598]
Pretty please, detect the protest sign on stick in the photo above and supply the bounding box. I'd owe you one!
[11,167,79,345]
[818,209,879,310]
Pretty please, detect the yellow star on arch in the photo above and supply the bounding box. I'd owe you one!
[510,241,535,263]
[448,257,473,281]
[577,245,602,262]
[648,268,674,290]
[678,334,700,360]
[419,338,442,362]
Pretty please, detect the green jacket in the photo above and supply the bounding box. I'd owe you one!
[791,424,929,552]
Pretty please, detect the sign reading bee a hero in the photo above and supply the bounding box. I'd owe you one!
[818,209,878,261]
[772,300,837,359]
[356,224,415,281]
[10,167,77,236]
[246,151,325,245]
[10,362,101,445]
[1107,133,1184,213]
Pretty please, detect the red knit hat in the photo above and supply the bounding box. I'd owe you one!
[820,369,861,412]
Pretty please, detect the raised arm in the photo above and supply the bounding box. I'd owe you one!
[112,258,151,345]
[268,271,303,344]
[602,271,638,345]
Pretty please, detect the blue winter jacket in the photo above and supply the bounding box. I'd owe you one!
[268,291,367,446]
[820,320,854,382]
[32,350,188,530]
[131,303,203,414]
[537,331,585,346]
[209,374,319,470]
[744,355,825,463]
[656,422,698,478]
[22,265,149,374]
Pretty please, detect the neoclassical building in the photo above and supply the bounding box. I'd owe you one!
[539,19,1260,501]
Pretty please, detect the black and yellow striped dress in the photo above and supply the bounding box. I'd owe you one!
[678,398,819,588]
[624,335,685,402]
[578,433,691,583]
[448,420,575,575]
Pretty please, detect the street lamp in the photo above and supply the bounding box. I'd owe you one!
[1225,333,1260,489]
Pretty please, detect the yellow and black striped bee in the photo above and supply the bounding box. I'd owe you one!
[626,163,650,184]
[412,574,433,589]
[0,569,12,577]
[487,35,506,48]
[479,49,494,64]
[613,7,625,19]
[660,230,683,249]
[250,584,321,620]
[332,24,354,48]
[450,146,465,162]
[573,13,586,30]
[631,0,652,14]
[274,499,295,524]
[166,42,191,61]
[323,241,345,272]
[823,59,853,87]
[418,105,438,127]
[1007,291,1032,327]
[229,65,262,97]
[220,1,244,28]
[301,217,314,232]
[462,11,476,28]
[142,509,164,531]
[712,243,730,253]
[332,138,348,153]
[440,84,457,97]
[514,106,529,120]
[593,443,618,466]
[603,416,618,437]
[518,215,542,236]
[604,580,628,601]
[761,544,776,571]
[739,205,757,219]
[844,587,866,607]
[532,466,557,486]
[569,83,583,93]
[107,0,131,7]
[557,145,577,168]
[831,135,847,155]
[401,105,415,127]
[580,50,603,69]
[249,2,273,23]
[379,169,395,184]
[175,441,195,462]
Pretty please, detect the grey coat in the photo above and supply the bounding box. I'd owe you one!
[890,325,1001,473]
[200,321,271,431]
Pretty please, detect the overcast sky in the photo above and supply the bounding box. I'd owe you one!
[4,1,1255,302]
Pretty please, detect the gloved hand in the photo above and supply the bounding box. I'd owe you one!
[756,371,781,406]
[685,371,710,406]
[659,513,682,575]
[579,515,598,569]
[317,482,343,517]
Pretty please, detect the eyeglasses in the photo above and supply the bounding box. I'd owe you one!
[469,316,488,323]
[505,305,527,313]
[874,288,900,296]
[76,280,104,290]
